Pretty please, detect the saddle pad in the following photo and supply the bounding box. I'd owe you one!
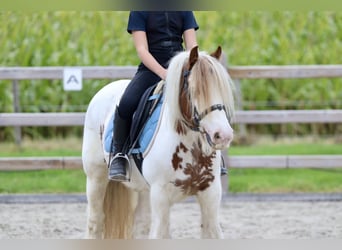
[103,96,163,155]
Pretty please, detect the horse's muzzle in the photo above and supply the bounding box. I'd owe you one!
[203,126,234,150]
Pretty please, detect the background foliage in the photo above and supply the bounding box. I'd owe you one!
[1,11,342,140]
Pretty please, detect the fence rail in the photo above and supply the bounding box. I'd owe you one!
[0,155,341,171]
[0,66,137,80]
[1,64,342,80]
[1,109,342,127]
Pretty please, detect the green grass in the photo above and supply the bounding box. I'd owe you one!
[0,136,342,194]
[0,169,86,194]
[229,168,342,193]
[0,137,82,157]
[0,137,86,194]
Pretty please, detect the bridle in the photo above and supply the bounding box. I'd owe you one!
[180,68,229,137]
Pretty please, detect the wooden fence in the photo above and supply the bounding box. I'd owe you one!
[1,65,342,171]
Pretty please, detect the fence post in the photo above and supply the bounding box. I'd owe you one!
[233,78,247,137]
[12,80,22,146]
[220,52,230,195]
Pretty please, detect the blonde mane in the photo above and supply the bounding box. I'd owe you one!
[165,49,235,131]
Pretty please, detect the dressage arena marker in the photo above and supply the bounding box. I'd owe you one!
[63,67,82,91]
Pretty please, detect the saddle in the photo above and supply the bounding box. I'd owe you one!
[126,81,164,170]
[129,82,163,150]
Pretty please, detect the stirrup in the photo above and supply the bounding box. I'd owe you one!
[108,153,131,182]
[221,165,227,176]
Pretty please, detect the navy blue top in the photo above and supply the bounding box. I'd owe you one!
[127,11,199,67]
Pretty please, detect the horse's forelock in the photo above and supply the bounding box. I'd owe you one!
[189,53,235,119]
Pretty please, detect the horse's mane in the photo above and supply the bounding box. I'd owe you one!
[165,49,235,131]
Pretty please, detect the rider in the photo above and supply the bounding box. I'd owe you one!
[108,11,199,181]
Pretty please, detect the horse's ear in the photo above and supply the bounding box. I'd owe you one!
[210,46,222,60]
[188,46,199,70]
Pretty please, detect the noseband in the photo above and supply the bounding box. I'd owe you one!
[181,69,229,133]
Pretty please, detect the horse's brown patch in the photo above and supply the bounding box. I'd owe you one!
[171,142,188,171]
[172,140,216,195]
[178,71,193,129]
[179,93,192,122]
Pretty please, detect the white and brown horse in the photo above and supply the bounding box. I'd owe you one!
[82,46,235,238]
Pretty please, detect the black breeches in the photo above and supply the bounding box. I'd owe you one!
[117,69,161,121]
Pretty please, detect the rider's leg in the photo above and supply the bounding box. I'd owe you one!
[108,68,161,181]
[108,107,130,181]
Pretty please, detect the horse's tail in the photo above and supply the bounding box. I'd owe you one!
[103,181,137,239]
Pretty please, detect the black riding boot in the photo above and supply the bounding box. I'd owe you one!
[108,107,130,181]
[220,155,227,176]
